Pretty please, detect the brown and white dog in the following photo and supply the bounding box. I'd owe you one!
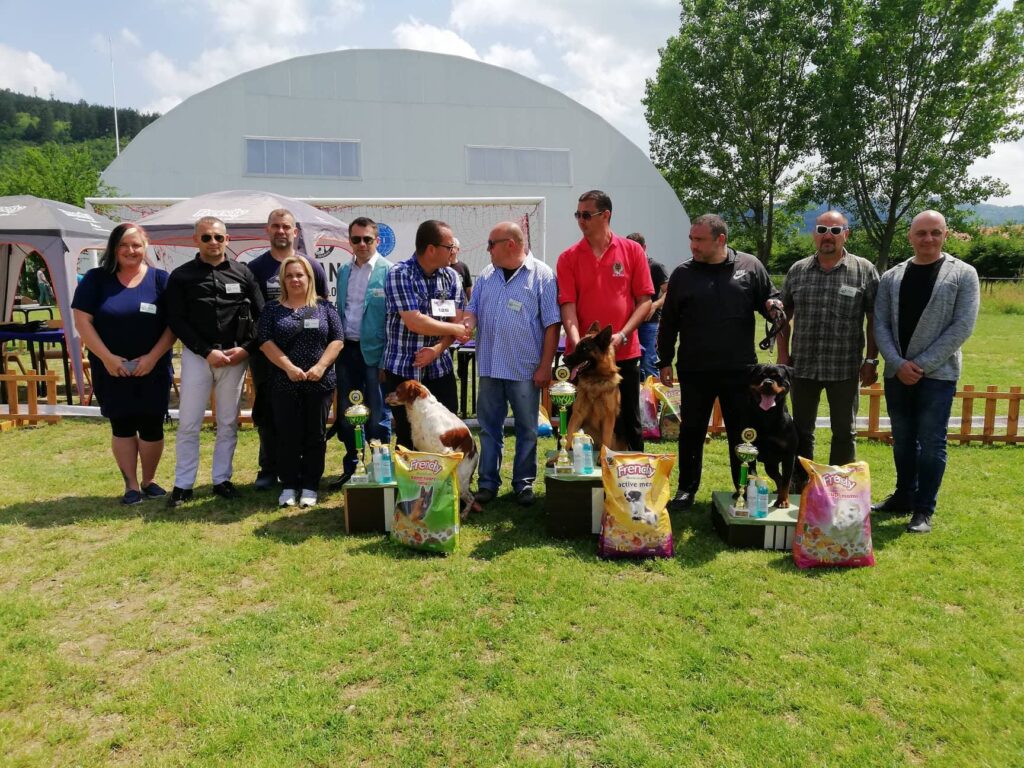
[385,379,481,518]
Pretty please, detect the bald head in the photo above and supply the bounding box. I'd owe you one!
[487,221,526,269]
[908,209,948,263]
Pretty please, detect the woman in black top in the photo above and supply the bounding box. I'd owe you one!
[257,256,343,508]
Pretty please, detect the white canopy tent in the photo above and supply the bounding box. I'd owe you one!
[0,196,114,401]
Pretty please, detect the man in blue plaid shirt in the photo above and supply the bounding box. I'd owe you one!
[381,219,470,448]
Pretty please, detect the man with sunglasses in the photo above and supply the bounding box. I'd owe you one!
[328,217,393,488]
[463,222,560,507]
[246,209,329,491]
[558,190,654,451]
[382,219,471,448]
[777,211,880,487]
[165,217,264,506]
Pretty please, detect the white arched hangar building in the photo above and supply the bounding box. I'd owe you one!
[102,49,690,272]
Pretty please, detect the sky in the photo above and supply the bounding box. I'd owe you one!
[1,0,1021,206]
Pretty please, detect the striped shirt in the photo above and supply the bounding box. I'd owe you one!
[467,256,561,381]
[382,256,465,379]
[781,251,879,380]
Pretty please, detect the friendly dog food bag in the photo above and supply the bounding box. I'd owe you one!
[793,458,875,569]
[598,447,676,559]
[640,376,661,439]
[391,447,463,554]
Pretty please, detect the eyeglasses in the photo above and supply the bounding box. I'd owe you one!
[350,235,375,245]
[200,233,226,243]
[436,243,458,252]
[815,225,846,235]
[487,238,513,251]
[574,210,606,221]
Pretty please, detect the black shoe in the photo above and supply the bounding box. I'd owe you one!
[328,472,353,490]
[872,493,912,514]
[212,481,241,500]
[254,474,277,491]
[141,482,167,499]
[907,512,933,533]
[668,490,694,512]
[121,489,144,506]
[474,488,496,505]
[167,486,193,508]
[516,488,535,507]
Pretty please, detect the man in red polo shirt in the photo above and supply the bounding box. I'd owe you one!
[558,189,654,450]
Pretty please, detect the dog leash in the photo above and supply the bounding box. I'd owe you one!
[758,307,789,355]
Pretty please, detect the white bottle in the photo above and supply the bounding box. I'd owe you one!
[372,446,384,483]
[572,433,586,474]
[756,478,770,518]
[747,476,759,513]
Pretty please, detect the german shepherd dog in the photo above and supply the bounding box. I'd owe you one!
[746,363,799,507]
[562,323,626,452]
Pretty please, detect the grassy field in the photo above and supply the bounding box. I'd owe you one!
[1,286,1022,766]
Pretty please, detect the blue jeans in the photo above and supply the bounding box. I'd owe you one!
[477,377,540,493]
[884,376,957,515]
[335,342,391,475]
[637,321,660,380]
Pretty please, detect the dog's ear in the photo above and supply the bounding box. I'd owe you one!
[747,363,762,377]
[596,325,614,348]
[586,321,601,334]
[414,381,430,399]
[779,364,794,383]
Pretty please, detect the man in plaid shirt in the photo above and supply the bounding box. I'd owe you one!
[778,211,880,483]
[381,219,470,449]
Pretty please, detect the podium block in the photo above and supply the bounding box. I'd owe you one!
[710,490,798,550]
[543,470,603,537]
[343,482,397,534]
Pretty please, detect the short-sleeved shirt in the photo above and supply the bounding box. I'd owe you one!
[257,299,343,393]
[467,256,561,381]
[382,256,465,379]
[450,260,472,293]
[72,267,173,417]
[647,256,669,323]
[781,251,879,380]
[556,234,654,361]
[247,250,329,302]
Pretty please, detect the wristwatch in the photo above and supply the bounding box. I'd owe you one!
[863,358,879,366]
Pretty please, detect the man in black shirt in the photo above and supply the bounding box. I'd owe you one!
[657,214,782,510]
[164,217,264,506]
[626,232,669,380]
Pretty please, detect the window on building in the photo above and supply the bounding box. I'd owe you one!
[245,137,361,179]
[466,146,572,186]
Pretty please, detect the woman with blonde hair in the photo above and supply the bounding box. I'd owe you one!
[72,223,176,505]
[257,255,344,508]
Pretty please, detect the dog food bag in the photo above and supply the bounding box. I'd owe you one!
[640,376,661,439]
[598,447,676,559]
[391,447,463,554]
[793,458,875,569]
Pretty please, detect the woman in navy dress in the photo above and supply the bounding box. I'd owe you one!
[72,224,176,505]
[257,255,343,508]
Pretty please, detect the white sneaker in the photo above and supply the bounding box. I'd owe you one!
[299,489,317,508]
[279,488,298,507]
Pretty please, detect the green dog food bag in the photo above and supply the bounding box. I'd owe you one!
[391,446,463,554]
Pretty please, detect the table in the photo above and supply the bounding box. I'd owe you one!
[10,304,56,322]
[0,328,72,405]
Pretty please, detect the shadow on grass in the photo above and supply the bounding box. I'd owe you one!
[252,504,348,543]
[468,494,599,561]
[0,488,275,528]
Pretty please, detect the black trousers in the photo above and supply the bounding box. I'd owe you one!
[383,370,459,450]
[677,369,749,494]
[271,387,333,491]
[615,357,644,452]
[249,352,277,479]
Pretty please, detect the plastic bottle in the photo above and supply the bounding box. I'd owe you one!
[755,478,770,518]
[372,445,383,482]
[379,446,393,484]
[747,476,759,513]
[572,432,586,474]
[582,438,594,475]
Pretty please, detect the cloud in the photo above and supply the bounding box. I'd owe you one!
[483,44,541,75]
[188,0,312,37]
[0,44,78,100]
[392,18,481,61]
[120,28,142,48]
[972,142,1024,206]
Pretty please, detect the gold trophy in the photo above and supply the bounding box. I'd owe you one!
[733,428,759,511]
[344,390,370,484]
[548,366,577,474]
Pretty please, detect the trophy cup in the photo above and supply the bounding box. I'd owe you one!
[733,428,759,512]
[344,390,370,484]
[548,366,576,474]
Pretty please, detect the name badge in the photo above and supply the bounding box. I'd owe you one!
[507,299,523,312]
[431,299,456,317]
[371,288,385,298]
[303,318,319,329]
[139,302,157,315]
[225,282,241,294]
[839,285,859,298]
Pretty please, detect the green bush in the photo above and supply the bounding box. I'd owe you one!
[962,234,1024,278]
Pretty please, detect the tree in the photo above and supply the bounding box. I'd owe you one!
[644,0,834,262]
[0,142,115,206]
[811,0,1024,269]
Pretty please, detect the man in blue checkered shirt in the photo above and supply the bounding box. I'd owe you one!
[463,222,561,507]
[381,219,470,449]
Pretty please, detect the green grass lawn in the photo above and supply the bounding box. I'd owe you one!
[2,421,1022,767]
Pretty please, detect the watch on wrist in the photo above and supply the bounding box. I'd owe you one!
[863,358,878,366]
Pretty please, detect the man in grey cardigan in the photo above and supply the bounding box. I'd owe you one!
[872,210,980,533]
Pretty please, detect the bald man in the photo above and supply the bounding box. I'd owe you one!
[872,210,980,533]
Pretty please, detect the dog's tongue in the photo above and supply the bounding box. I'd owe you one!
[569,364,583,382]
[759,393,777,411]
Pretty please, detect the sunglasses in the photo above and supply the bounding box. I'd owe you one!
[574,210,606,221]
[815,225,846,235]
[487,238,513,251]
[350,235,375,245]
[200,233,226,243]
